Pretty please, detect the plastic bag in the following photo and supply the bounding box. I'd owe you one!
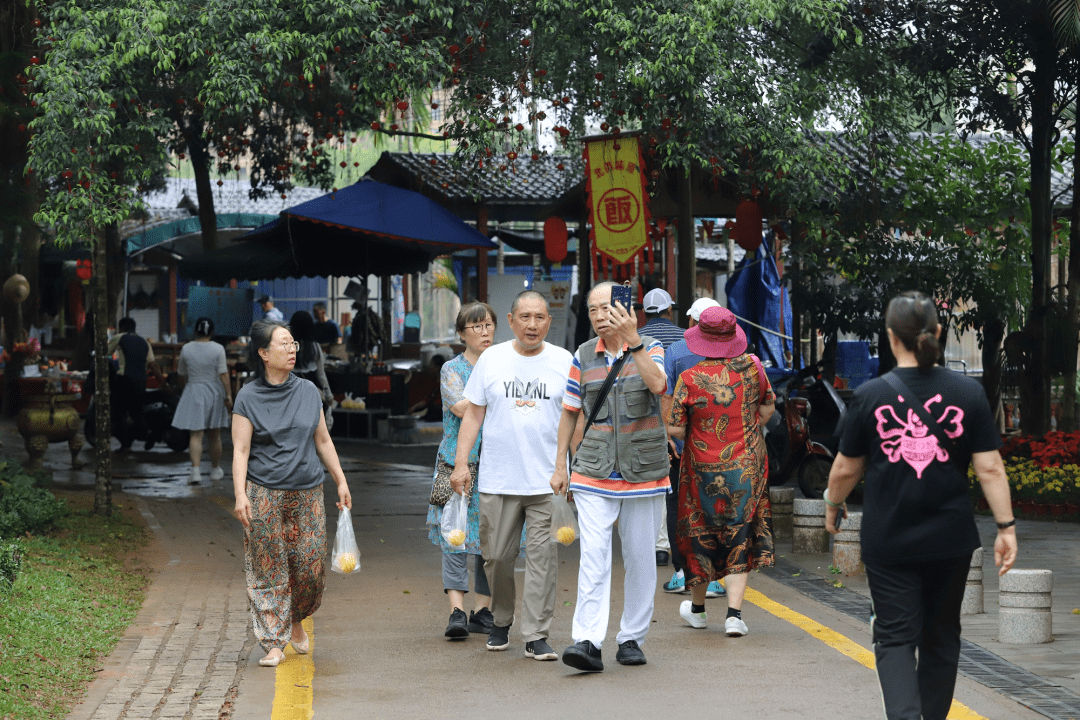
[550,493,579,546]
[331,508,361,575]
[441,491,469,547]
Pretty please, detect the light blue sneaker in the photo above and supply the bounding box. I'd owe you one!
[705,580,727,598]
[663,570,687,594]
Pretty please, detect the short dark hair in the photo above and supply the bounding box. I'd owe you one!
[455,301,496,334]
[194,317,214,338]
[118,317,136,333]
[510,290,550,315]
[288,310,317,367]
[313,302,326,311]
[248,320,289,380]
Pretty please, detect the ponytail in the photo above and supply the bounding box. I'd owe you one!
[885,291,941,373]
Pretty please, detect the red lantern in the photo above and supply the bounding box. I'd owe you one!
[543,216,568,263]
[735,199,762,251]
[75,258,92,280]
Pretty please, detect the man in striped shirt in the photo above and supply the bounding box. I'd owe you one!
[550,282,670,672]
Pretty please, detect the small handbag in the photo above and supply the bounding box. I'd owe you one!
[430,460,478,506]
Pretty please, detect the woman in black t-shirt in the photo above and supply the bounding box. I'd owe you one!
[823,291,1017,720]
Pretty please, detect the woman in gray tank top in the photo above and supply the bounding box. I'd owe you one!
[231,320,353,668]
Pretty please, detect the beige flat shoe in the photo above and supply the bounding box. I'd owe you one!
[290,636,309,654]
[258,652,283,667]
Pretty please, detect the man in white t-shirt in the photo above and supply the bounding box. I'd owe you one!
[451,290,572,662]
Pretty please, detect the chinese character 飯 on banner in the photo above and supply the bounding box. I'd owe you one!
[584,136,654,278]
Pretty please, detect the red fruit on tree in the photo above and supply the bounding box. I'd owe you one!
[397,101,408,111]
[521,38,530,47]
[179,152,186,159]
[371,121,381,130]
[431,102,439,109]
[507,151,517,160]
[600,122,609,131]
[531,153,539,161]
[30,56,39,65]
[340,161,347,167]
[556,163,565,170]
[595,72,604,81]
[515,123,524,132]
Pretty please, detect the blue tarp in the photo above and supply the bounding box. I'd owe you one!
[725,238,793,370]
[178,179,496,283]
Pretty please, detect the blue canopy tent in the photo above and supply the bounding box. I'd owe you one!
[725,237,793,371]
[177,179,497,284]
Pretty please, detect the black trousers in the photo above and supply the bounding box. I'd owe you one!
[865,555,971,720]
[666,453,684,572]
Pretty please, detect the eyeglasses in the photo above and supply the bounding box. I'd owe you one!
[278,341,300,352]
[468,322,495,334]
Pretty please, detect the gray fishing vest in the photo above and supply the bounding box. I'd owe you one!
[570,335,669,483]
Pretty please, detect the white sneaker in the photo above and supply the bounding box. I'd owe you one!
[209,466,225,481]
[188,467,202,484]
[725,616,748,637]
[679,600,707,629]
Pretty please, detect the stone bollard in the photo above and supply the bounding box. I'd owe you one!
[769,487,795,541]
[831,511,862,574]
[961,548,984,615]
[792,498,829,554]
[999,569,1053,644]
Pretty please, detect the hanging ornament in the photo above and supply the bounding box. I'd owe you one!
[735,199,762,251]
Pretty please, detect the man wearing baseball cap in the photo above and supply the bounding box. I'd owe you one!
[658,297,726,598]
[640,288,685,350]
[258,295,284,323]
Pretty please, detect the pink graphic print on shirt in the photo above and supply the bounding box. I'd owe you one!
[874,394,964,478]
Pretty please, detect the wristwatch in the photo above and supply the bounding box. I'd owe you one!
[996,518,1016,530]
[627,342,645,353]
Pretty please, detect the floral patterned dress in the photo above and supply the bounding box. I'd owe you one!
[426,354,483,554]
[667,354,776,584]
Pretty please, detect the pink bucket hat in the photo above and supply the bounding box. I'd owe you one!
[684,306,747,358]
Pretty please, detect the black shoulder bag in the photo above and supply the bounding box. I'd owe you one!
[882,371,957,459]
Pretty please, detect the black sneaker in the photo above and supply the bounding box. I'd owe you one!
[444,608,469,639]
[561,640,603,672]
[525,638,558,661]
[615,639,646,666]
[468,607,494,634]
[486,623,511,651]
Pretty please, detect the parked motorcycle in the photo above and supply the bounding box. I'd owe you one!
[764,361,848,498]
[83,363,189,452]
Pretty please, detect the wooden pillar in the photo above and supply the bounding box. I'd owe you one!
[168,261,178,340]
[380,275,392,359]
[477,206,489,302]
[676,169,695,328]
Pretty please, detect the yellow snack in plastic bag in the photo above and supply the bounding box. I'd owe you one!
[447,529,466,546]
[338,552,357,574]
[556,526,577,545]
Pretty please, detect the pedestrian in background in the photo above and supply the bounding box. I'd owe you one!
[666,306,776,636]
[553,282,670,672]
[824,291,1016,720]
[258,295,284,322]
[170,317,232,483]
[231,320,352,668]
[659,297,725,597]
[428,302,497,640]
[288,310,335,432]
[312,302,341,347]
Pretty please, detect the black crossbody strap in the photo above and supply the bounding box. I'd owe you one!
[883,371,957,457]
[581,352,629,439]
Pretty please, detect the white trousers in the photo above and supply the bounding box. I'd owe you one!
[571,492,664,649]
[655,502,669,551]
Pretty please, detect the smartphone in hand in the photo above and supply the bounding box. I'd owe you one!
[610,283,633,311]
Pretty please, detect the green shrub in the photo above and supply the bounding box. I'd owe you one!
[0,540,22,597]
[0,462,67,539]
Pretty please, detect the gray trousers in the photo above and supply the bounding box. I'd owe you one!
[479,492,556,642]
[442,552,490,596]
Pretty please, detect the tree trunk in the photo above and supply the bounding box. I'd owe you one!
[184,125,220,253]
[105,224,125,325]
[92,227,112,517]
[981,318,1007,432]
[1023,29,1058,437]
[676,169,695,330]
[1060,74,1080,433]
[19,191,42,330]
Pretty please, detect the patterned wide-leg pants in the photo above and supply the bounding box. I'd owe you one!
[244,482,326,652]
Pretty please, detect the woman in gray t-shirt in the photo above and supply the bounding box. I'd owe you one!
[232,320,353,668]
[172,317,232,484]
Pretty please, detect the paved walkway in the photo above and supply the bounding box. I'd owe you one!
[8,419,1075,719]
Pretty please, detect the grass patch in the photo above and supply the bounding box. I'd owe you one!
[0,492,150,720]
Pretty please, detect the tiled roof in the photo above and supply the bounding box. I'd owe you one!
[142,178,326,216]
[376,152,584,206]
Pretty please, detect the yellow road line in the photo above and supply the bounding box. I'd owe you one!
[744,587,986,720]
[271,617,315,720]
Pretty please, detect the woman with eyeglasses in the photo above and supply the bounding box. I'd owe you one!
[231,320,353,668]
[171,316,232,484]
[427,302,498,639]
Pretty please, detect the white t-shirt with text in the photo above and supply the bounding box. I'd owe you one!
[464,340,573,496]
